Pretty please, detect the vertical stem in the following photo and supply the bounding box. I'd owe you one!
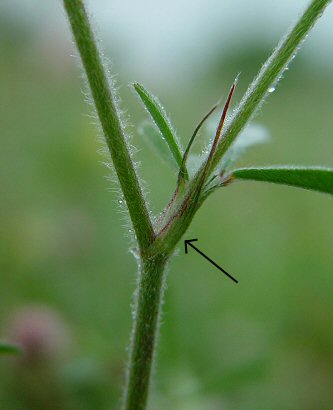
[63,2,168,407]
[123,256,167,410]
[63,0,155,251]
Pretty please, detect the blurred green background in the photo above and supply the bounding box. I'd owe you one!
[1,1,333,409]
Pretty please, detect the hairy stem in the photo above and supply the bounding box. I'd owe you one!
[210,0,331,173]
[123,255,167,410]
[63,0,331,409]
[63,0,154,251]
[63,3,168,407]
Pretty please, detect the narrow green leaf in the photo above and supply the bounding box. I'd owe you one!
[220,124,270,171]
[133,83,186,177]
[232,166,333,195]
[138,121,178,170]
[0,342,21,355]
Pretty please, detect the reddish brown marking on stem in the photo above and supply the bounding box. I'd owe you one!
[158,81,237,240]
[157,189,194,237]
[221,174,235,187]
[163,184,180,215]
[210,82,236,158]
[160,103,220,230]
[197,80,237,193]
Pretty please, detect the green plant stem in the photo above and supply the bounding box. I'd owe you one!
[210,0,331,173]
[63,0,154,251]
[123,255,167,410]
[63,1,331,409]
[63,2,168,407]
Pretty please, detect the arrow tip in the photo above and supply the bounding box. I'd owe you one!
[184,238,198,254]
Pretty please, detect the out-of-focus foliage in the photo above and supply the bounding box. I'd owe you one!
[1,4,333,409]
[0,342,21,355]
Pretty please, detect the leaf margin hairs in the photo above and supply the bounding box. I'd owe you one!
[133,82,187,178]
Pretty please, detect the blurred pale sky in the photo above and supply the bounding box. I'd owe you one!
[1,0,332,85]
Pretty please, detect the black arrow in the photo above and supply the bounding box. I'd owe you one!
[184,239,238,284]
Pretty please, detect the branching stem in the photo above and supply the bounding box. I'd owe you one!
[62,0,331,409]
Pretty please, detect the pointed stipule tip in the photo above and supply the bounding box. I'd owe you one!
[216,74,240,106]
[234,72,241,85]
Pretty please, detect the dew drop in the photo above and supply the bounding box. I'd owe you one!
[268,86,275,93]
